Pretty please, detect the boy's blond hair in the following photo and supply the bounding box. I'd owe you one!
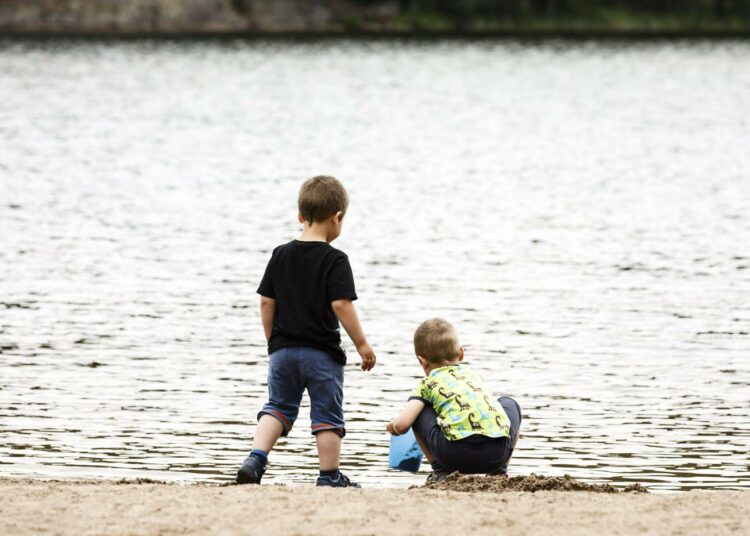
[298,175,349,224]
[414,318,461,363]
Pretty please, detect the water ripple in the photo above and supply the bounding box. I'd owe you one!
[1,38,749,490]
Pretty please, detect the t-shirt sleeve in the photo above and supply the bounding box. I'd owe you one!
[327,253,357,302]
[408,379,431,404]
[257,251,276,298]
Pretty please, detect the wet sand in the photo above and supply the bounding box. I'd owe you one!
[1,478,747,536]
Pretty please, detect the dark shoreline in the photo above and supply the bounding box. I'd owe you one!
[1,29,749,41]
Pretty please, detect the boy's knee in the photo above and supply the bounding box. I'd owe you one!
[258,408,296,436]
[498,396,522,417]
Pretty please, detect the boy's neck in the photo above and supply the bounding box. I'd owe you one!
[298,222,333,243]
[425,358,461,375]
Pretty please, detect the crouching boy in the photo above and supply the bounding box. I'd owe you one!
[387,318,522,482]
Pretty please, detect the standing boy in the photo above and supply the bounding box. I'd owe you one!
[237,175,376,487]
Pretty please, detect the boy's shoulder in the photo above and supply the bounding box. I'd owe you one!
[265,242,353,279]
[270,240,348,258]
[420,364,484,391]
[431,363,476,378]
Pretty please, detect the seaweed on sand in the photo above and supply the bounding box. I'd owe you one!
[416,473,648,493]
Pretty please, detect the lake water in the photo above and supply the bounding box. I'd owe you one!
[1,38,749,491]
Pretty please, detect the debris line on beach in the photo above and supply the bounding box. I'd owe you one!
[417,473,649,493]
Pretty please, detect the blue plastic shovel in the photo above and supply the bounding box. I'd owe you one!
[388,428,424,473]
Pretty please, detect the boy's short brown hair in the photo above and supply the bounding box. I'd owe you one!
[414,318,461,363]
[298,175,349,223]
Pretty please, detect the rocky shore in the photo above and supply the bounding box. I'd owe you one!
[0,0,400,35]
[1,0,748,36]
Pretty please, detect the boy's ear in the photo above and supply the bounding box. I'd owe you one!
[298,213,305,224]
[333,211,343,224]
[458,347,465,361]
[416,355,428,367]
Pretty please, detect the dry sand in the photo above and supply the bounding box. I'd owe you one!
[1,477,747,536]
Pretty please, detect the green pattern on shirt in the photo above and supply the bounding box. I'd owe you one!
[410,364,511,441]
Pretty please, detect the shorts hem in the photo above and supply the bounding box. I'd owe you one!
[258,410,293,436]
[311,423,346,438]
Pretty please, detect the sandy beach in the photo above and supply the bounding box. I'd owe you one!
[1,478,747,536]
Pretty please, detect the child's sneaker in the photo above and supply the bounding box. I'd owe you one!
[316,471,361,488]
[488,466,509,478]
[236,454,266,485]
[425,470,449,483]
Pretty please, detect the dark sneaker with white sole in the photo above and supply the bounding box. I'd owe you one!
[236,455,266,485]
[425,470,450,484]
[316,472,361,488]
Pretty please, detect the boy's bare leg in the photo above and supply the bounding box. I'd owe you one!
[315,430,341,471]
[413,431,435,463]
[252,415,284,452]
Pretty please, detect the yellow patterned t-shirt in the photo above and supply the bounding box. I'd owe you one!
[409,364,511,441]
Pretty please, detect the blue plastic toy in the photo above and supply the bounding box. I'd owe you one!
[388,428,424,473]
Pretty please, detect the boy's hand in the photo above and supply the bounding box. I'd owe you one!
[331,299,375,370]
[357,342,376,371]
[386,421,401,436]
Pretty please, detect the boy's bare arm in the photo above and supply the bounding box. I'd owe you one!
[387,399,426,435]
[259,296,276,342]
[331,299,376,371]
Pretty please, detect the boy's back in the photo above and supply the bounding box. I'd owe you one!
[258,240,357,365]
[410,364,511,440]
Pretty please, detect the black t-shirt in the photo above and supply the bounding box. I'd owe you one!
[257,240,357,365]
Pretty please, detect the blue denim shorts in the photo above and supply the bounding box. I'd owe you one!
[412,396,522,474]
[258,346,346,437]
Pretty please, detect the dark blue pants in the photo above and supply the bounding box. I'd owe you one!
[258,347,346,437]
[412,396,522,474]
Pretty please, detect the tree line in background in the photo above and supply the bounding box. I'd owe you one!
[364,0,750,20]
[1,0,748,34]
